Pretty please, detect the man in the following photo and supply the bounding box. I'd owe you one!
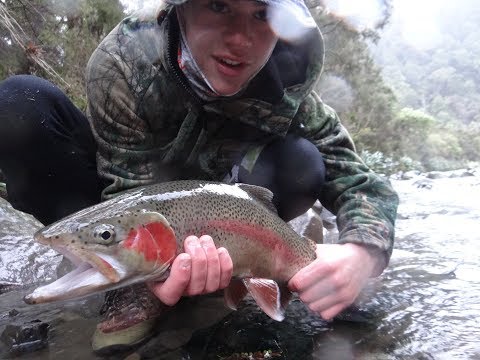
[0,0,398,354]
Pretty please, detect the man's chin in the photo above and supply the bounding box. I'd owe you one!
[211,82,244,97]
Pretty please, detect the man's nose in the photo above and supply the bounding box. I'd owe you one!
[224,16,253,49]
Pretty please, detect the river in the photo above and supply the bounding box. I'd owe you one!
[1,173,479,359]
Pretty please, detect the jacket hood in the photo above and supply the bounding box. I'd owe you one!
[162,6,325,136]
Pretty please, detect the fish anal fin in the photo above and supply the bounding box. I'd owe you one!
[243,278,285,321]
[224,278,248,310]
[236,184,277,214]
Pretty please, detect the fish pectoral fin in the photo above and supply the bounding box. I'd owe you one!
[224,278,248,310]
[243,278,287,321]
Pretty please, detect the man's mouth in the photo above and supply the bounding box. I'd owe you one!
[219,57,242,66]
[214,56,248,76]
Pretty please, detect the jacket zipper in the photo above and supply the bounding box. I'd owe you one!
[165,16,202,105]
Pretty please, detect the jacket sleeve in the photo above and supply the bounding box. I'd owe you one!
[85,22,167,200]
[292,91,399,270]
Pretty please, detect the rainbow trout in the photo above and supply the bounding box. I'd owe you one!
[24,181,317,320]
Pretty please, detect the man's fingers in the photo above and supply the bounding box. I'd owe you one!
[200,235,221,293]
[307,292,340,315]
[297,279,333,304]
[151,235,233,304]
[320,302,349,321]
[149,253,191,306]
[218,247,233,289]
[184,236,207,295]
[288,259,331,292]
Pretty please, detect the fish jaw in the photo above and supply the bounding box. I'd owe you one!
[25,212,178,304]
[24,234,128,304]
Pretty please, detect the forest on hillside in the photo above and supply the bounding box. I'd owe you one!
[1,0,479,173]
[373,0,480,171]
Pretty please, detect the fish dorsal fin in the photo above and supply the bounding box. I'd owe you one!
[242,278,286,321]
[236,184,277,214]
[224,278,248,310]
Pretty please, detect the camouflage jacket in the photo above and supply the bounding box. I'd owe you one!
[86,5,399,266]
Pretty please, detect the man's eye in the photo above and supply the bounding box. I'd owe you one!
[208,0,229,13]
[254,9,268,21]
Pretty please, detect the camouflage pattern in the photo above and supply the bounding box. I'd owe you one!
[85,5,398,265]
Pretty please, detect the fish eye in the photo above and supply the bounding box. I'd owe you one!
[101,231,112,240]
[94,224,116,243]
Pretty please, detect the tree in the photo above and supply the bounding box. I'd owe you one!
[312,5,397,154]
[0,0,124,109]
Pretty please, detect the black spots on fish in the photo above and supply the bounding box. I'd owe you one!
[71,240,75,244]
[55,236,59,239]
[131,209,141,217]
[117,220,122,224]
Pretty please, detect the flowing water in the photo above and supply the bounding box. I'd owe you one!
[1,174,479,359]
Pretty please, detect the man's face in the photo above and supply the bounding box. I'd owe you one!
[179,0,278,95]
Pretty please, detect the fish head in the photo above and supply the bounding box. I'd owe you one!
[25,209,178,304]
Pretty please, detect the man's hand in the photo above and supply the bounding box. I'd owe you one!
[288,243,381,320]
[148,235,233,306]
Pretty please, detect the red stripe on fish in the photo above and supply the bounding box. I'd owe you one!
[123,222,177,263]
[207,220,298,263]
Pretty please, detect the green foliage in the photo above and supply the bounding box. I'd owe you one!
[313,9,398,153]
[375,0,480,127]
[360,150,422,175]
[315,0,480,172]
[0,0,124,110]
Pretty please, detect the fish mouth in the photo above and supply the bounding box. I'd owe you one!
[24,240,126,305]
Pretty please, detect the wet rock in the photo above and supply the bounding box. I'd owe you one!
[8,309,19,317]
[289,201,340,245]
[448,169,475,178]
[426,171,447,179]
[401,170,422,180]
[0,182,7,201]
[0,319,49,355]
[0,197,61,287]
[413,179,433,189]
[0,281,23,295]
